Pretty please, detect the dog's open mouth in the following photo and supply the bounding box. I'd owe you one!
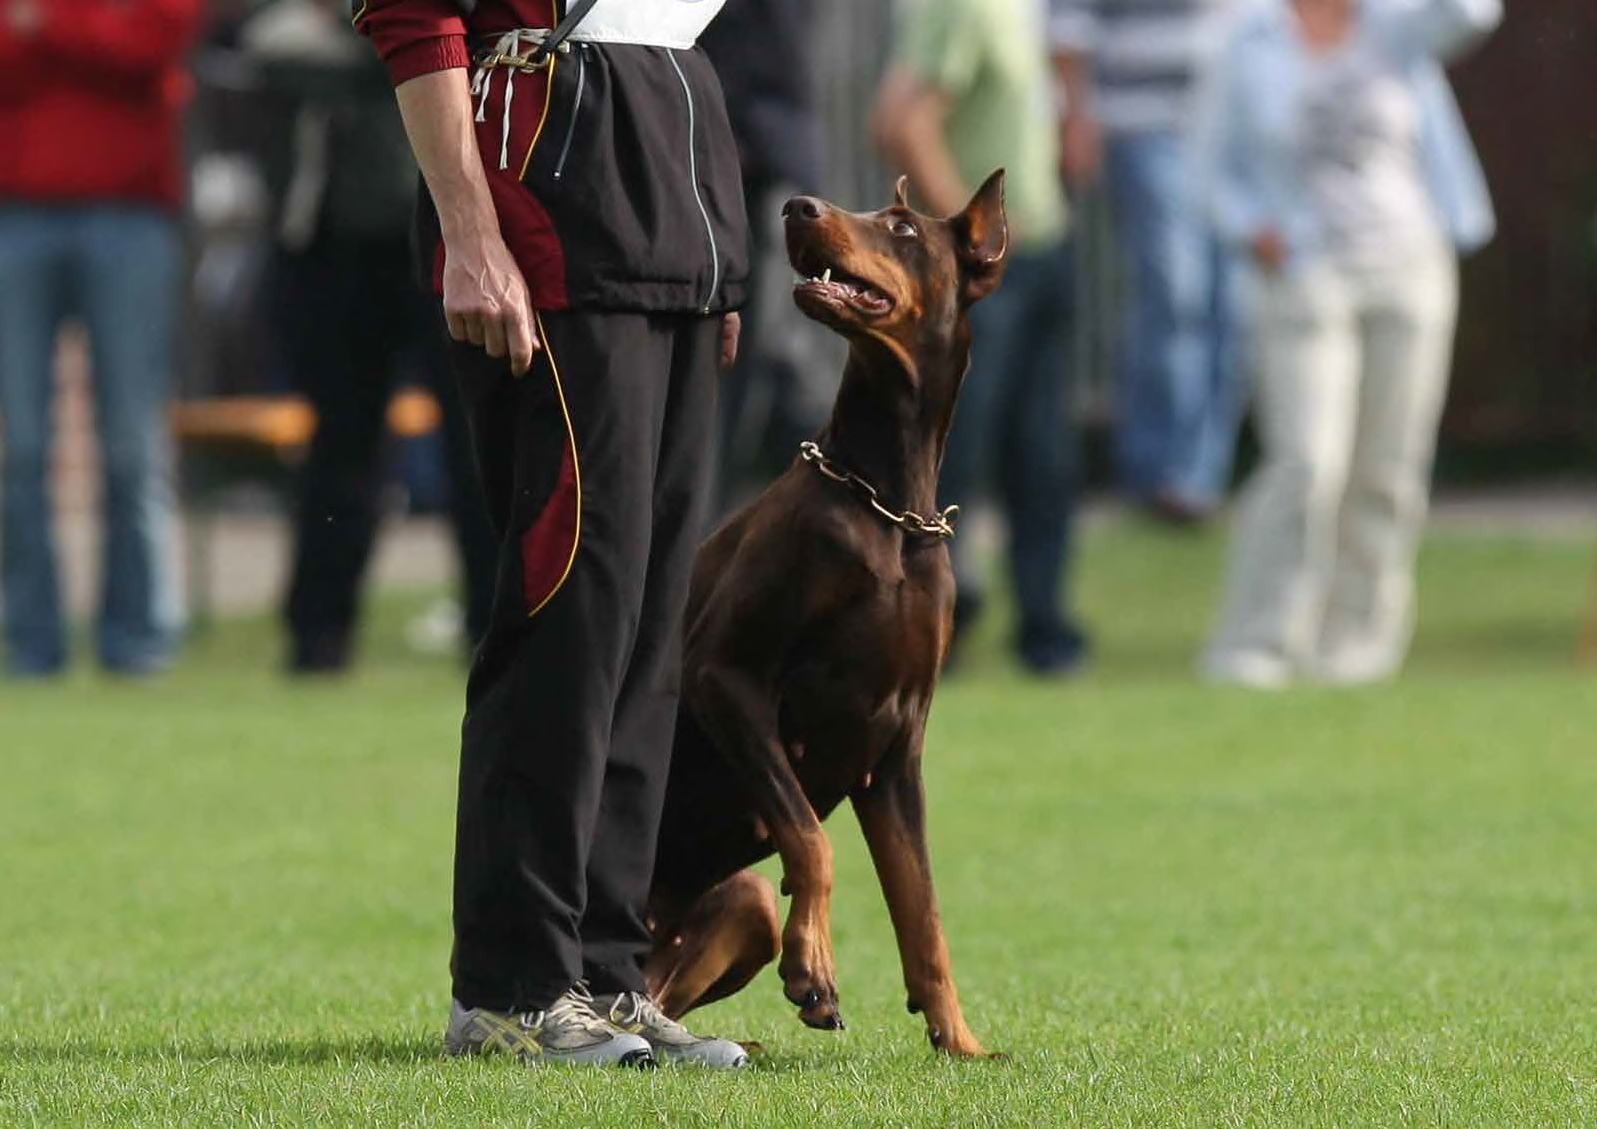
[792,262,894,318]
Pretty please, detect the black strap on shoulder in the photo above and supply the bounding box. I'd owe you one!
[533,0,602,60]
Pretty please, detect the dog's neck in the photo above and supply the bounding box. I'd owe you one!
[813,339,966,522]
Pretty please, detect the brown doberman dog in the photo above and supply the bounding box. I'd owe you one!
[644,171,1009,1059]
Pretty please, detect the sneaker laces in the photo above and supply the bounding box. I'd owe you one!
[522,982,618,1040]
[605,990,697,1046]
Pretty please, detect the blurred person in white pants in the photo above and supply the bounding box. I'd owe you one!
[1193,0,1501,687]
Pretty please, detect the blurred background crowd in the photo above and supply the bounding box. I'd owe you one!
[0,0,1593,685]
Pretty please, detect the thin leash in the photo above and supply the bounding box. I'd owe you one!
[799,441,959,542]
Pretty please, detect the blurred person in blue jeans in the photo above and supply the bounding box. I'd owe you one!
[1051,0,1242,523]
[0,0,202,678]
[1194,0,1500,688]
[875,0,1088,675]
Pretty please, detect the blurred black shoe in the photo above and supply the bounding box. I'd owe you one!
[1144,490,1215,530]
[289,633,352,676]
[1016,618,1090,677]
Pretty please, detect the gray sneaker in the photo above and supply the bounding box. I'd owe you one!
[444,988,655,1067]
[594,990,750,1069]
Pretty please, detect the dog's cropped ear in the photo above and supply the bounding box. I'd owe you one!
[953,169,1008,304]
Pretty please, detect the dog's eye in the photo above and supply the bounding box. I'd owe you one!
[889,218,918,239]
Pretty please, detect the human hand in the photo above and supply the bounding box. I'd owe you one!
[1249,229,1288,274]
[442,231,539,375]
[720,312,741,368]
[1059,112,1103,189]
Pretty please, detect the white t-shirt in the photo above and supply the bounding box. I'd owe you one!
[1296,29,1444,264]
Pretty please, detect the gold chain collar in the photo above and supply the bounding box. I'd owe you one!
[799,441,959,541]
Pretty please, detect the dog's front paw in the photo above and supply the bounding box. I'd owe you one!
[779,954,843,1030]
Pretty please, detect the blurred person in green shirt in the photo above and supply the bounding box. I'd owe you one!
[875,0,1087,674]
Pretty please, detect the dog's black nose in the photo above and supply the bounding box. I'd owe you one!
[782,195,824,222]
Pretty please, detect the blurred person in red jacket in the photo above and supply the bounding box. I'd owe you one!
[0,0,203,678]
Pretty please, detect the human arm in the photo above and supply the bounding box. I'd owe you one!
[870,69,969,218]
[394,69,538,372]
[1188,29,1282,271]
[1378,0,1504,64]
[355,0,535,371]
[871,0,992,216]
[1048,0,1104,188]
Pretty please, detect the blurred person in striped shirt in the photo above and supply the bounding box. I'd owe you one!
[1051,0,1243,525]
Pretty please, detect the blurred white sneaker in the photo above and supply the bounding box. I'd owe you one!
[406,598,464,657]
[1200,650,1293,690]
[1310,651,1400,687]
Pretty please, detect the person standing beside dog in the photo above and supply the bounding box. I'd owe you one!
[355,0,750,1066]
[873,0,1090,674]
[1195,0,1501,687]
[0,0,202,678]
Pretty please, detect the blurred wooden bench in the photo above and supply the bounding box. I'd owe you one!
[173,390,442,627]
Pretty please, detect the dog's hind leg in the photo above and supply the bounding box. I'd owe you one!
[646,870,780,1019]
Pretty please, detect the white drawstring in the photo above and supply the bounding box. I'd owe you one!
[473,30,548,172]
[471,65,490,123]
[499,65,516,170]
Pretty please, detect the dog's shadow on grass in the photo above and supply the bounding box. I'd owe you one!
[3,1033,436,1068]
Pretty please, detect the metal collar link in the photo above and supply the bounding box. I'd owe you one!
[799,441,959,541]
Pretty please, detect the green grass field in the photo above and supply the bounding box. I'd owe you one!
[2,522,1594,1127]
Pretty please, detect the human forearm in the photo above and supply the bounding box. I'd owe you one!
[1051,48,1102,187]
[871,68,968,218]
[394,68,538,373]
[1052,49,1093,123]
[885,119,969,219]
[394,69,499,243]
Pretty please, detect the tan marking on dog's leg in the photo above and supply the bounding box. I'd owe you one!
[646,871,781,1019]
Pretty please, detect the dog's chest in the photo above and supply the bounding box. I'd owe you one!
[777,564,949,801]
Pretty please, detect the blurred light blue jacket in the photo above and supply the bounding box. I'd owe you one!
[1192,0,1501,258]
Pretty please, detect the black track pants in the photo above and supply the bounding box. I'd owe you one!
[448,309,720,1012]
